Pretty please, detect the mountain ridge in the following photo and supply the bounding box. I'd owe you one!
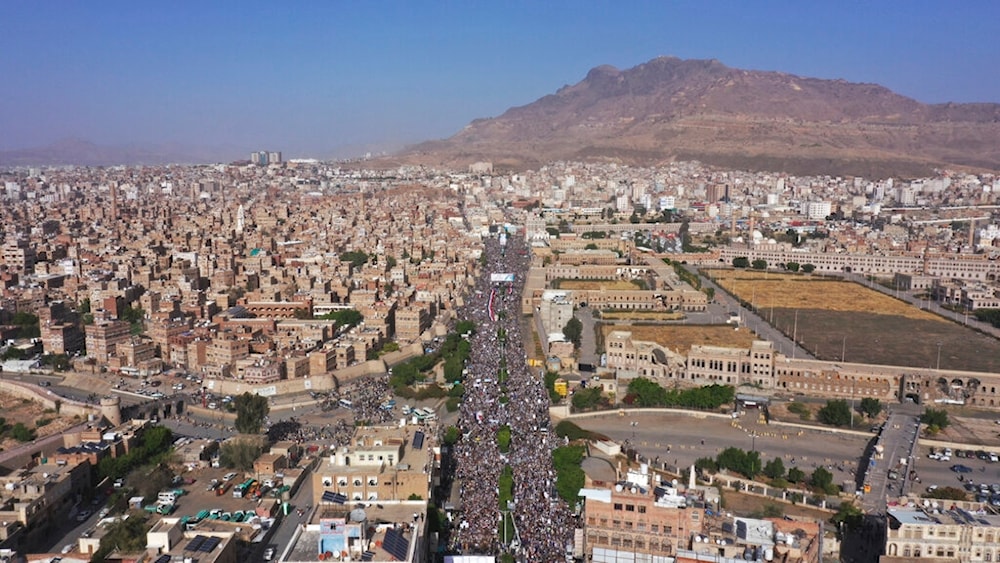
[399,56,1000,177]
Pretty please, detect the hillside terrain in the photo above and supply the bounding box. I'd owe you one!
[399,57,1000,177]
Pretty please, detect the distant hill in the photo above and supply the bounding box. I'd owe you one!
[0,138,245,167]
[399,57,1000,177]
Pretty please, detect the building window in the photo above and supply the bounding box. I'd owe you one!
[625,504,635,512]
[613,503,623,511]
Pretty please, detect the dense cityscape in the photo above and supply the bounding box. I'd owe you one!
[4,4,1000,563]
[1,153,1000,563]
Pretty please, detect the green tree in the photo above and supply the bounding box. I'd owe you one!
[921,408,950,430]
[497,425,511,454]
[763,457,786,480]
[10,422,35,442]
[553,445,585,502]
[562,317,583,348]
[785,261,800,272]
[339,250,370,269]
[571,387,603,410]
[817,399,853,427]
[233,392,270,434]
[627,377,667,407]
[859,398,882,419]
[801,263,816,273]
[695,457,719,473]
[751,259,768,270]
[443,425,461,446]
[544,371,562,403]
[732,257,750,268]
[787,466,806,484]
[810,466,836,493]
[830,502,864,535]
[716,447,761,479]
[926,486,967,500]
[219,438,265,471]
[318,308,364,329]
[90,512,151,563]
[385,255,397,269]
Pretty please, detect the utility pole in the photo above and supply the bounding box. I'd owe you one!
[792,310,799,360]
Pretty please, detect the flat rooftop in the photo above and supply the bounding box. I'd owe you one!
[283,502,426,563]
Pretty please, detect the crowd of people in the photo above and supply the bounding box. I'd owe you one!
[449,231,572,561]
[342,376,395,424]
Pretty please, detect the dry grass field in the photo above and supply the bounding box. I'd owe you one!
[706,269,1000,373]
[709,269,942,321]
[557,279,644,291]
[0,392,78,450]
[600,323,756,354]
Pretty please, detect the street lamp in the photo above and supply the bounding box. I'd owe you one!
[936,342,943,371]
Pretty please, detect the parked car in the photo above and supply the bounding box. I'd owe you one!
[263,547,275,560]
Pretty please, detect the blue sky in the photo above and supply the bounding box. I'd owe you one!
[2,1,998,158]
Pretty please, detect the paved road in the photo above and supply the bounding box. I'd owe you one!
[575,306,599,367]
[572,410,868,488]
[860,405,921,514]
[268,465,315,559]
[683,265,815,360]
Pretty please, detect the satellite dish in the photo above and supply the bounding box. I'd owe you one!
[350,508,367,522]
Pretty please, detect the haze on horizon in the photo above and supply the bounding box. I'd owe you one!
[3,0,999,161]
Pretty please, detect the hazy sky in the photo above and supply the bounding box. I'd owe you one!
[3,1,999,158]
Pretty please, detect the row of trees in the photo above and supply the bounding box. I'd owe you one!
[696,446,838,494]
[389,323,475,394]
[97,426,174,481]
[795,398,882,427]
[625,379,736,410]
[731,257,816,273]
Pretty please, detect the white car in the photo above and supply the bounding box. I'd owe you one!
[263,547,275,560]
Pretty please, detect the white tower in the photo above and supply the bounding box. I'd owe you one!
[236,204,245,233]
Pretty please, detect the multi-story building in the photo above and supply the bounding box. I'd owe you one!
[583,485,702,559]
[84,320,131,363]
[241,357,283,384]
[313,425,434,504]
[1,239,36,273]
[885,506,1000,561]
[395,304,430,343]
[206,337,250,373]
[538,290,574,336]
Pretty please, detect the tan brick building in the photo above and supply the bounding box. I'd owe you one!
[584,487,702,558]
[313,425,434,504]
[84,320,131,363]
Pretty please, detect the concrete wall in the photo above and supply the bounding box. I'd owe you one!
[201,359,387,397]
[0,380,98,419]
[382,342,425,367]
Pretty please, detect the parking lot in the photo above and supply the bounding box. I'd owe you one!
[160,466,282,521]
[914,444,1000,505]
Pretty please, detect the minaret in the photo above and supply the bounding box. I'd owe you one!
[236,204,245,233]
[110,184,119,221]
[969,219,976,249]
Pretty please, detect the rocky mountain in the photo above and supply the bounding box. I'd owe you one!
[401,57,1000,177]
